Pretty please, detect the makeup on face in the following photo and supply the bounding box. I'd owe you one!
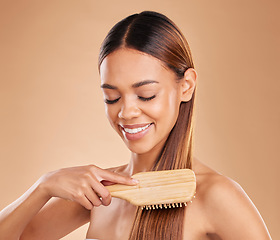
[100,48,182,154]
[119,123,153,141]
[101,80,160,105]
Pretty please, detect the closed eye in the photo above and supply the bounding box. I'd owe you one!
[105,97,120,104]
[138,95,156,101]
[105,95,156,104]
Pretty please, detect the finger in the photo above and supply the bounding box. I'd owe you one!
[89,179,112,206]
[74,193,94,210]
[101,180,115,186]
[84,188,102,207]
[96,169,139,186]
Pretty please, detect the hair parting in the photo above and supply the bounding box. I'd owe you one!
[99,11,196,239]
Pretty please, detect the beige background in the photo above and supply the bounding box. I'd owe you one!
[0,0,279,239]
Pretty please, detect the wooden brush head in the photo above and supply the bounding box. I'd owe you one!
[106,169,196,210]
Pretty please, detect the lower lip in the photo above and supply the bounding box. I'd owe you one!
[121,124,153,141]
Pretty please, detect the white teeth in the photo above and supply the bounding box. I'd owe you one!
[123,124,151,134]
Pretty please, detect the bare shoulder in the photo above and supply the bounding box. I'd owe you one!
[192,157,271,240]
[194,159,245,203]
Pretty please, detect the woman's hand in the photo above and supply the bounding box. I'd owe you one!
[39,165,137,210]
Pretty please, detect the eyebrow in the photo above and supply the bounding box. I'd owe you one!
[101,80,159,90]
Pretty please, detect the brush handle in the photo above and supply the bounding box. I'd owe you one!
[106,183,139,194]
[105,169,196,206]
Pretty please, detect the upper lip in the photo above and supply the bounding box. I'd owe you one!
[119,123,152,129]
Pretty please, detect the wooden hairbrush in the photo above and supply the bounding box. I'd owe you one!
[105,169,196,210]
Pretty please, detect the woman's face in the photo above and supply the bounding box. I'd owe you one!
[99,48,183,155]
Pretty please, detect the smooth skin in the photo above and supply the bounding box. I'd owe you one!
[88,48,271,240]
[0,48,271,240]
[0,165,138,239]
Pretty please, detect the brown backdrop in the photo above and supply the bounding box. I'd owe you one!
[0,0,279,239]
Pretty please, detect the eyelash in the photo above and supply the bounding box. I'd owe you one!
[105,97,120,104]
[105,95,156,104]
[138,95,156,101]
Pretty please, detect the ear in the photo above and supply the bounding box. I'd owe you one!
[180,68,197,102]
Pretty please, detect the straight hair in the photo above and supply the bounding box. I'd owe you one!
[98,11,196,240]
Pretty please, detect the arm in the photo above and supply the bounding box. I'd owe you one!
[21,197,90,240]
[0,181,52,239]
[205,175,271,240]
[0,165,137,240]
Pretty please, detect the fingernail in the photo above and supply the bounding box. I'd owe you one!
[131,178,139,184]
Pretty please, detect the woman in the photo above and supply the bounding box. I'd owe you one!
[0,11,271,240]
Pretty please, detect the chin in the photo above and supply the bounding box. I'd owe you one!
[125,143,153,155]
[124,137,165,156]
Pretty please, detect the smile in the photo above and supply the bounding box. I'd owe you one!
[123,123,152,134]
[120,123,153,141]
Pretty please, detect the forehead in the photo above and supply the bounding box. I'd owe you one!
[99,48,176,85]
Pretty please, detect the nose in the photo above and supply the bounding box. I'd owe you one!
[118,98,141,120]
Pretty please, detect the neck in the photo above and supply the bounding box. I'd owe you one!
[123,135,169,175]
[126,145,163,175]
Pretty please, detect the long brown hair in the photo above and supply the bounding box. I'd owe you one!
[98,11,196,240]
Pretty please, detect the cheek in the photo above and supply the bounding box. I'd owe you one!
[105,106,118,128]
[148,91,181,125]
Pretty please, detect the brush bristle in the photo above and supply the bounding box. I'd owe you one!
[140,193,197,210]
[141,201,190,210]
